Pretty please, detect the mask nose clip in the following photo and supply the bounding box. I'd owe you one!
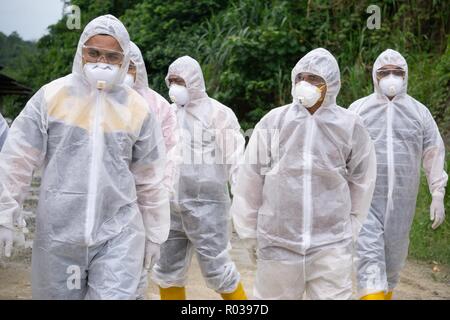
[97,80,106,90]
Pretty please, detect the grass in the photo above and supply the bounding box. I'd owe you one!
[409,156,450,265]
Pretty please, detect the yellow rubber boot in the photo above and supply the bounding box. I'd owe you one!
[385,291,393,300]
[360,291,386,300]
[221,282,247,300]
[159,286,186,300]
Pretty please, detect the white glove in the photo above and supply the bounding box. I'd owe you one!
[144,241,160,270]
[0,226,14,259]
[244,239,257,265]
[430,197,445,230]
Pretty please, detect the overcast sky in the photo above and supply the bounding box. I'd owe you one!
[0,0,65,41]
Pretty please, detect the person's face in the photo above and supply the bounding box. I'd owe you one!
[127,61,137,81]
[168,75,186,87]
[295,72,327,101]
[82,35,124,65]
[376,64,405,82]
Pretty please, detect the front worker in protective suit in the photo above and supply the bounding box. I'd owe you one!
[349,49,448,300]
[124,42,178,299]
[230,48,377,300]
[0,15,170,299]
[0,112,8,150]
[151,56,247,300]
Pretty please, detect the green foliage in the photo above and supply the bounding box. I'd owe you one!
[410,156,450,265]
[0,32,36,80]
[122,0,449,133]
[3,0,449,129]
[121,0,229,102]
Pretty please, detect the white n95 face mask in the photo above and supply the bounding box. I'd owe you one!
[169,84,190,107]
[123,73,135,87]
[379,74,403,97]
[295,81,323,108]
[83,62,120,89]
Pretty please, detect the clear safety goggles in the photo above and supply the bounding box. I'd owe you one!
[82,45,124,65]
[376,68,405,79]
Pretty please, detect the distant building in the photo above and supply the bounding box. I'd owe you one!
[0,65,32,115]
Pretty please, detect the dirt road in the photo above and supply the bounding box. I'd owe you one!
[1,232,449,300]
[0,175,449,300]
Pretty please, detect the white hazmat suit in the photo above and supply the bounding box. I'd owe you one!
[0,15,170,299]
[231,48,377,300]
[151,56,246,295]
[349,49,448,298]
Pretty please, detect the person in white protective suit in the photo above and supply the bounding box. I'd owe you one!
[0,15,170,299]
[125,42,178,192]
[151,56,248,300]
[124,41,178,300]
[0,112,8,150]
[230,48,377,300]
[349,49,448,300]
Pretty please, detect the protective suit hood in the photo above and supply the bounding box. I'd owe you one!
[72,14,131,91]
[129,41,149,91]
[291,48,341,106]
[372,49,408,97]
[165,56,208,102]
